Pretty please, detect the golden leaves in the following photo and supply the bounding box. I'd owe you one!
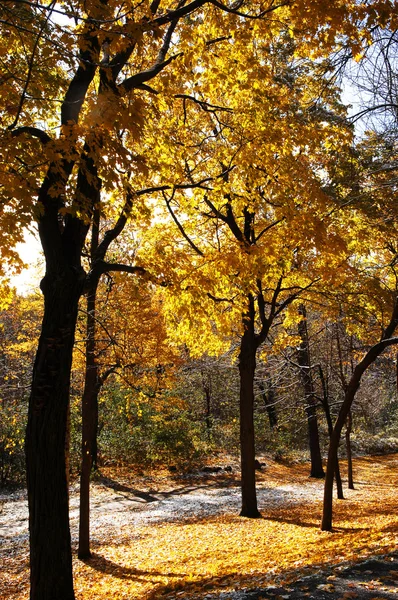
[22,456,398,598]
[1,455,397,600]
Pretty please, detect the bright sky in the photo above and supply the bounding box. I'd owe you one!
[12,228,44,295]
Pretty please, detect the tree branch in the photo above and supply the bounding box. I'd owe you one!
[255,218,285,243]
[61,18,101,125]
[175,94,233,113]
[96,261,148,276]
[151,0,207,26]
[121,17,182,92]
[382,295,398,341]
[10,126,52,144]
[164,192,204,256]
[209,0,288,19]
[121,52,182,91]
[95,190,134,261]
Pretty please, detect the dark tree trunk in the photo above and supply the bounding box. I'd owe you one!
[78,281,100,559]
[297,305,325,478]
[334,449,344,499]
[91,407,99,472]
[346,410,354,490]
[322,426,341,532]
[318,365,344,499]
[25,105,98,597]
[259,380,278,429]
[25,270,83,600]
[324,415,344,500]
[322,325,398,531]
[239,296,261,518]
[201,370,212,437]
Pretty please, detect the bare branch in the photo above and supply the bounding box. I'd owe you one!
[10,126,52,144]
[175,94,233,113]
[164,191,205,256]
[151,0,207,26]
[96,190,134,261]
[96,261,148,277]
[255,217,285,243]
[207,292,235,302]
[208,0,288,19]
[121,17,182,92]
[121,52,182,91]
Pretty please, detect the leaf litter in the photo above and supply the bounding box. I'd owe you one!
[0,454,397,600]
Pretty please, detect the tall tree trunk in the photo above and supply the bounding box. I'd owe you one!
[322,324,398,531]
[201,370,212,437]
[239,296,261,518]
[318,365,344,499]
[259,378,278,429]
[346,410,354,490]
[297,305,325,478]
[25,271,83,600]
[78,280,100,559]
[91,407,99,472]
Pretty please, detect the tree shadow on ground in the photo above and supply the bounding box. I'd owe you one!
[82,553,185,583]
[96,473,242,504]
[259,514,370,532]
[136,551,398,600]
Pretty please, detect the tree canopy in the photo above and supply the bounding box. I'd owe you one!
[1,0,398,598]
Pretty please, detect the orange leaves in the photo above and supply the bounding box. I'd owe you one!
[1,454,398,600]
[71,454,398,599]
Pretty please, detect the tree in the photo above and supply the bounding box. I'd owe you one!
[141,37,359,517]
[1,0,396,596]
[1,3,288,596]
[321,295,398,530]
[297,304,325,478]
[77,203,149,559]
[78,259,179,558]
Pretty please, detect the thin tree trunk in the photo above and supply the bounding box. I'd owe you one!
[297,305,324,478]
[346,410,354,490]
[318,365,344,499]
[26,271,83,600]
[259,379,278,429]
[322,324,398,531]
[78,280,100,559]
[201,370,212,437]
[239,296,261,518]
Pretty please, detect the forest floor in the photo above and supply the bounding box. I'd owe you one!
[0,454,397,600]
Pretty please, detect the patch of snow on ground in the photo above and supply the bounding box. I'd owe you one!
[0,478,324,548]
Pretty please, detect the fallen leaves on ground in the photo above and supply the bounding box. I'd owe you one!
[1,454,398,600]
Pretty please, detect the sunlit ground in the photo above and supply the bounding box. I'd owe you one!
[2,455,397,600]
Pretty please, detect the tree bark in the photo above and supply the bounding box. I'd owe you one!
[346,410,354,490]
[321,328,398,531]
[25,270,83,600]
[201,370,212,437]
[259,380,278,429]
[297,305,325,478]
[317,365,344,499]
[78,280,100,559]
[239,296,261,518]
